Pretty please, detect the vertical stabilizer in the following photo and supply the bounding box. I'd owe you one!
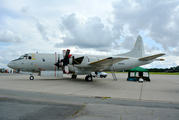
[118,35,145,58]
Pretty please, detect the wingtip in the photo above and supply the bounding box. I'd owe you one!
[159,59,165,61]
[158,53,166,56]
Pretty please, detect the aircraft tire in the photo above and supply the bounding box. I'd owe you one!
[85,76,88,81]
[29,76,34,80]
[72,75,77,79]
[85,75,93,82]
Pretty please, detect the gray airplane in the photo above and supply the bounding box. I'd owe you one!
[7,35,165,81]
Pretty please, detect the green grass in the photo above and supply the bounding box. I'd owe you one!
[149,72,179,75]
[105,71,179,75]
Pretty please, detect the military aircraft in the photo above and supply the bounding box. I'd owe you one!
[7,35,165,81]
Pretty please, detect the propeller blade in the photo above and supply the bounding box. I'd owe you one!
[54,54,62,69]
[54,59,60,69]
[63,50,66,58]
[64,49,70,59]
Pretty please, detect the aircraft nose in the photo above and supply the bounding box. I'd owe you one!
[7,62,13,68]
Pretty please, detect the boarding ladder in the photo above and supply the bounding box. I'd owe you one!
[111,68,117,81]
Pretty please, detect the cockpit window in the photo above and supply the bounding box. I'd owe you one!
[19,55,24,59]
[18,54,28,59]
[24,54,28,59]
[12,54,29,62]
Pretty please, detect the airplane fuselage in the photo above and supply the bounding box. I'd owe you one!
[7,35,164,81]
[8,53,152,74]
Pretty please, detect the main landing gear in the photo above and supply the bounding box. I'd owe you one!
[72,74,77,79]
[71,74,92,82]
[85,75,93,82]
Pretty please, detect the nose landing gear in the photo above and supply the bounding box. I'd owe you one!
[29,75,34,80]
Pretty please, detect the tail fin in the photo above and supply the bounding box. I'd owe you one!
[118,35,145,58]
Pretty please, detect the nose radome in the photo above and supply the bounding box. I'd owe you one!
[7,62,10,68]
[7,62,13,68]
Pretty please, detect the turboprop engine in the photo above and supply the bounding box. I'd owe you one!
[54,49,72,73]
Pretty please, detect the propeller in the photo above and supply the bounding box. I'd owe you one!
[62,49,71,73]
[54,49,72,73]
[54,58,61,69]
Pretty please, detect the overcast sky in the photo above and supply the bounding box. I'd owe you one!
[0,0,179,69]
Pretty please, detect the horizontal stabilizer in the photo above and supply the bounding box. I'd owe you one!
[90,57,129,67]
[139,53,165,61]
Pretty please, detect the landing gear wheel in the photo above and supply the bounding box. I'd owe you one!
[72,75,77,79]
[85,75,93,82]
[29,76,34,80]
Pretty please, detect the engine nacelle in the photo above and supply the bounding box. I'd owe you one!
[74,70,91,75]
[68,65,91,75]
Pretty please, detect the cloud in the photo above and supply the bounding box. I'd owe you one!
[55,12,114,51]
[111,0,179,50]
[121,36,135,50]
[0,0,178,69]
[166,47,179,56]
[36,21,50,41]
[0,29,23,43]
[21,6,29,13]
[20,6,50,42]
[59,12,82,31]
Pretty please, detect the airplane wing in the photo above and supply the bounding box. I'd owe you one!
[139,53,165,61]
[89,57,129,67]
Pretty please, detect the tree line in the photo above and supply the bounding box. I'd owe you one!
[123,66,179,72]
[146,66,179,72]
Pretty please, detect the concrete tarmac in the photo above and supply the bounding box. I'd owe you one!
[0,73,179,120]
